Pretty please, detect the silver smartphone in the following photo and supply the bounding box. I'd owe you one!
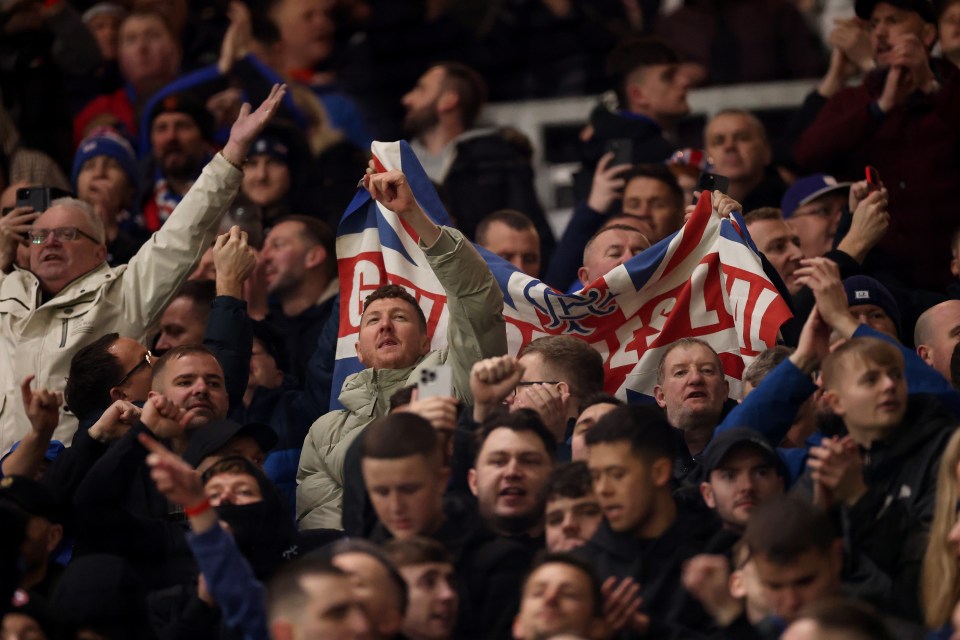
[417,365,453,399]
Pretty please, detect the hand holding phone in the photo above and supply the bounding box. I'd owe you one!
[692,172,730,204]
[417,365,453,399]
[865,166,881,193]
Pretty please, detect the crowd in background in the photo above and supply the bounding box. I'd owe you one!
[4,0,960,638]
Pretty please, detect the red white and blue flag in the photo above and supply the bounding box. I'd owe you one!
[331,140,792,409]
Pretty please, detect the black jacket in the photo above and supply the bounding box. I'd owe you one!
[842,394,957,622]
[574,104,678,203]
[441,130,555,264]
[577,502,720,639]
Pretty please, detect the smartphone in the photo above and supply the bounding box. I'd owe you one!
[692,172,730,204]
[417,365,453,399]
[605,138,633,166]
[865,166,881,193]
[15,186,71,213]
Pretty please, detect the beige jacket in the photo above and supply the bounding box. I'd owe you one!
[0,154,241,453]
[296,228,507,530]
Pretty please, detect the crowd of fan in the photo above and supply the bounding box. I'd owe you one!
[3,0,960,638]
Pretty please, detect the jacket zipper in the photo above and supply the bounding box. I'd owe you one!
[60,319,68,348]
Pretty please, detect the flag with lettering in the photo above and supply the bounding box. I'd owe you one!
[331,140,792,409]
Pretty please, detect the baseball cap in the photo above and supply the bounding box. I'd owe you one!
[855,0,936,23]
[183,420,278,468]
[781,174,852,218]
[701,428,784,477]
[0,476,63,523]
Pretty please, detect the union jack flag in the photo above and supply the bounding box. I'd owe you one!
[331,141,792,408]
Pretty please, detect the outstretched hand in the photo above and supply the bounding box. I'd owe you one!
[222,83,287,166]
[139,433,207,509]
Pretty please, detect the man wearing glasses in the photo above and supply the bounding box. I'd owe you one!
[0,84,288,455]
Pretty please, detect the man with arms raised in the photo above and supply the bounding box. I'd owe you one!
[0,84,287,453]
[297,168,506,530]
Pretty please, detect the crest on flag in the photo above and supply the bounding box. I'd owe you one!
[332,141,792,409]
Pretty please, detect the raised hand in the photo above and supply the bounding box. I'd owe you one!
[511,382,569,441]
[364,169,420,218]
[217,1,252,74]
[213,225,257,298]
[139,433,206,509]
[470,355,525,422]
[792,257,857,338]
[808,435,867,508]
[141,393,201,440]
[88,399,141,443]
[222,83,287,166]
[20,375,62,439]
[838,189,889,264]
[0,206,38,271]
[587,152,632,214]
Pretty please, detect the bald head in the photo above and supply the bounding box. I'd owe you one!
[915,300,960,381]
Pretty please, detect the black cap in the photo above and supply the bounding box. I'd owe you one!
[701,428,784,477]
[855,0,936,23]
[183,419,279,468]
[148,92,215,142]
[0,476,62,523]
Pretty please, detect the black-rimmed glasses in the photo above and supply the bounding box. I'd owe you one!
[116,351,154,387]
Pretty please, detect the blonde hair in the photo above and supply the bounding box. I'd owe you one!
[922,427,960,628]
[287,84,344,156]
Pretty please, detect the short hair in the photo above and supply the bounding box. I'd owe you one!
[274,214,337,281]
[383,535,453,569]
[742,207,784,225]
[473,408,558,464]
[437,62,488,129]
[792,598,895,640]
[122,9,177,40]
[622,164,684,210]
[359,412,441,464]
[545,461,594,503]
[606,36,679,108]
[519,336,605,400]
[583,223,649,265]
[583,405,677,464]
[49,197,106,244]
[743,346,794,388]
[173,278,217,308]
[362,284,427,332]
[820,337,903,391]
[64,333,122,419]
[578,392,624,416]
[151,343,219,389]
[741,496,837,565]
[330,538,408,615]
[200,455,261,485]
[523,552,604,618]
[267,557,348,623]
[709,109,770,147]
[475,209,537,246]
[655,337,722,386]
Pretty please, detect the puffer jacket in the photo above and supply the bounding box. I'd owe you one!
[295,227,507,530]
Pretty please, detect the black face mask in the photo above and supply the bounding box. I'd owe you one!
[216,502,297,579]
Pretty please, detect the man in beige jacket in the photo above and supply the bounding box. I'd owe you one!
[296,169,507,531]
[0,84,287,454]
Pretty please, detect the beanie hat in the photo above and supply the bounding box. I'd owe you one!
[71,127,139,193]
[843,275,902,336]
[781,174,851,218]
[148,93,215,142]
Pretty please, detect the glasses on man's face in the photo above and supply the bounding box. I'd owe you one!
[507,380,560,400]
[28,226,100,245]
[116,351,154,387]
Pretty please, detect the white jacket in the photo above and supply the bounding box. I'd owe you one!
[0,154,241,453]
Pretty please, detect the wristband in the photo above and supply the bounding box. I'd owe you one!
[219,151,245,171]
[184,498,212,517]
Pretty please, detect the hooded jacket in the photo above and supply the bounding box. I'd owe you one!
[842,394,957,622]
[296,228,507,530]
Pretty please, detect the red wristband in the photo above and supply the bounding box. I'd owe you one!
[184,498,211,517]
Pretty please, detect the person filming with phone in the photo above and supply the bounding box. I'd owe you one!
[296,167,508,532]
